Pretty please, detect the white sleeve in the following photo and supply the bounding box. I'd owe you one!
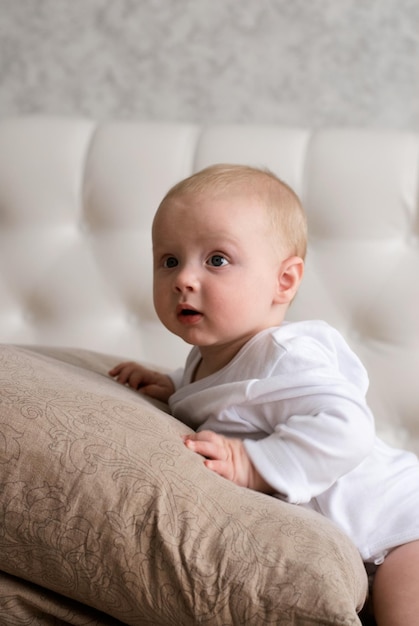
[241,328,376,504]
[244,393,375,504]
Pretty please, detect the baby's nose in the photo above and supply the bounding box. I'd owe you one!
[173,265,199,292]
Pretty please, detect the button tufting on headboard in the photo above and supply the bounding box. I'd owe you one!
[0,116,418,454]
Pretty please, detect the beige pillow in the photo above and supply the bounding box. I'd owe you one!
[0,344,367,625]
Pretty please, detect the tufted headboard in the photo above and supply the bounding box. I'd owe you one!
[0,116,418,455]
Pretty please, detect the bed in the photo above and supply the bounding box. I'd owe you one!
[1,116,418,624]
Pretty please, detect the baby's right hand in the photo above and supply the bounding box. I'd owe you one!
[108,361,175,403]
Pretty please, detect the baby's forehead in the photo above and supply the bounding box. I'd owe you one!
[156,192,273,241]
[157,185,268,215]
[153,191,274,248]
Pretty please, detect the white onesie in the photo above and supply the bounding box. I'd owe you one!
[169,320,419,563]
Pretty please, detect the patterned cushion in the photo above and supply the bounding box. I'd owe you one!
[0,344,367,625]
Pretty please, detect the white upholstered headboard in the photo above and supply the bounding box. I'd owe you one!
[0,116,418,454]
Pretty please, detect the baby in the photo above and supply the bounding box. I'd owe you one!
[109,163,419,625]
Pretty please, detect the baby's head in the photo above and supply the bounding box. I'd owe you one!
[155,164,307,261]
[152,164,306,357]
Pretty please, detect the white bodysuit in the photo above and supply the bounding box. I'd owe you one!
[169,321,419,563]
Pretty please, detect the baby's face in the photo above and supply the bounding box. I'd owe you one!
[152,190,288,356]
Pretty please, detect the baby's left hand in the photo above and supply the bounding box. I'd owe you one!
[183,430,274,494]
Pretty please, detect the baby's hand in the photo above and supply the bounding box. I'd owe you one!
[109,362,175,403]
[183,430,274,494]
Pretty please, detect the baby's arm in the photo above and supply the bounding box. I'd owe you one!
[109,361,175,403]
[184,431,274,494]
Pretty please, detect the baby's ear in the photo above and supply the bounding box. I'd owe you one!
[274,256,304,304]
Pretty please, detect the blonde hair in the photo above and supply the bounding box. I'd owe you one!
[157,164,307,259]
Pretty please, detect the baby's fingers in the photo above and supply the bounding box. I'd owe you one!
[108,361,133,378]
[204,458,232,480]
[108,363,124,376]
[183,434,233,480]
[184,436,225,461]
[109,362,141,387]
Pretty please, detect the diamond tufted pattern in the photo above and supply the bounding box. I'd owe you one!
[0,116,418,455]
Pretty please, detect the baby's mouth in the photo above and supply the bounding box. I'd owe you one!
[176,304,203,323]
[181,309,200,316]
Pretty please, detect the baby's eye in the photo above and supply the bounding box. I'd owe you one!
[207,254,228,267]
[163,256,178,268]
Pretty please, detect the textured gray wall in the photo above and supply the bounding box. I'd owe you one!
[1,0,418,129]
